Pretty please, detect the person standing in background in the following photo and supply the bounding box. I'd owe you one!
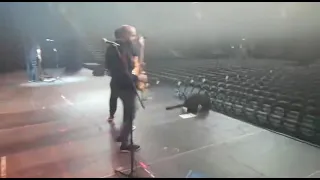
[25,38,39,82]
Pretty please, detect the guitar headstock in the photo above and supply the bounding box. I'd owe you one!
[138,36,145,47]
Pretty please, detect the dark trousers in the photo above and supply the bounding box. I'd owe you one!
[109,84,118,117]
[26,60,38,82]
[109,81,136,145]
[26,60,33,81]
[109,83,139,118]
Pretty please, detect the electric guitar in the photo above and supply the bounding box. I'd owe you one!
[132,36,148,92]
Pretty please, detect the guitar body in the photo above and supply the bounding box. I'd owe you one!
[132,39,148,94]
[133,58,148,91]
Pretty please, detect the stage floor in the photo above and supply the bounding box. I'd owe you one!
[0,69,320,178]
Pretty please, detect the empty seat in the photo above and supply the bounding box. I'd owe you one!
[184,78,196,97]
[283,111,300,133]
[201,83,211,94]
[213,91,226,112]
[299,114,318,137]
[269,107,285,128]
[256,110,269,125]
[224,101,234,115]
[217,82,226,88]
[262,104,272,114]
[244,101,259,122]
[195,78,208,94]
[214,99,224,113]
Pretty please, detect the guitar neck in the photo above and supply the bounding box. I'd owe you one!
[139,46,145,63]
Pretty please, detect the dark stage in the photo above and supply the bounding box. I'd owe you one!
[0,69,320,178]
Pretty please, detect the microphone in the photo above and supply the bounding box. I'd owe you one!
[102,38,120,46]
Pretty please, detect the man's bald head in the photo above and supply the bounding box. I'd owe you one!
[121,25,136,34]
[115,25,137,42]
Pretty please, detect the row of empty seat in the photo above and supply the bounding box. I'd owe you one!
[146,58,320,145]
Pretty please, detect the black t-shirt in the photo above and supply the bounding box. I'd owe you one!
[105,41,140,89]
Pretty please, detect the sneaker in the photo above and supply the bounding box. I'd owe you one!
[120,144,141,153]
[107,116,114,123]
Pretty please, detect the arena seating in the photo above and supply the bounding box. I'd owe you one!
[145,58,320,145]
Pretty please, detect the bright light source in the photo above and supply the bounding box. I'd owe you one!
[242,38,246,41]
[53,48,57,52]
[46,38,54,42]
[36,48,41,54]
[231,46,235,49]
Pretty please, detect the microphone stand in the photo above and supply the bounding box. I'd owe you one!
[44,39,63,82]
[49,48,63,82]
[106,40,145,178]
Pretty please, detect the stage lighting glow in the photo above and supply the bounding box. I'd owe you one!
[46,39,54,42]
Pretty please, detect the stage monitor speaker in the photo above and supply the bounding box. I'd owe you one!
[92,67,105,76]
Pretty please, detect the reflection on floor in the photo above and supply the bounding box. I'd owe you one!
[0,69,320,178]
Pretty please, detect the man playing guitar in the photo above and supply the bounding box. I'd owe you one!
[106,25,147,152]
